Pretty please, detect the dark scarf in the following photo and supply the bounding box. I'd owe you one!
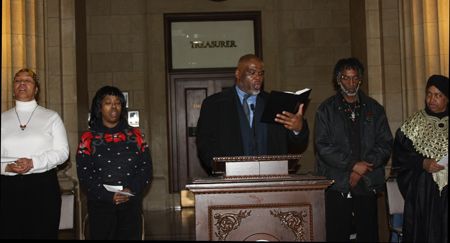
[425,106,448,119]
[91,117,129,133]
[426,74,449,99]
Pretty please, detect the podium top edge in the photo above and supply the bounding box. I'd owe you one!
[212,154,301,162]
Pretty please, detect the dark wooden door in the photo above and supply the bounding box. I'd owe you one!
[169,73,235,192]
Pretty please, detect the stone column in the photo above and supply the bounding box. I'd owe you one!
[2,0,81,238]
[2,0,46,110]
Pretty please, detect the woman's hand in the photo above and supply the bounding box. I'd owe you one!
[423,159,445,173]
[6,158,33,174]
[113,188,131,205]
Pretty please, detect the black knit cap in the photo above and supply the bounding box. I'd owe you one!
[426,74,449,99]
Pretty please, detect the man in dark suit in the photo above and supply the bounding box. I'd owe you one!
[196,54,309,170]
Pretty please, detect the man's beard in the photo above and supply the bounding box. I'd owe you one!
[340,83,360,97]
[239,80,260,96]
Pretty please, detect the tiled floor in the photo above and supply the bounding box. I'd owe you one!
[144,208,196,241]
[58,208,196,240]
[59,194,393,241]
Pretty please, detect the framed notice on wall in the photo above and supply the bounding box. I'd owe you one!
[122,91,129,108]
[164,12,262,71]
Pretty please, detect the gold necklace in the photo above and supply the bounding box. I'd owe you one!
[14,106,38,131]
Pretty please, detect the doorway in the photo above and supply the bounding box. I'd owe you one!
[168,73,235,192]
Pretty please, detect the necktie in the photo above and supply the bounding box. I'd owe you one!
[243,94,251,123]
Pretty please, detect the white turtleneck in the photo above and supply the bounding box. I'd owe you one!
[1,100,69,175]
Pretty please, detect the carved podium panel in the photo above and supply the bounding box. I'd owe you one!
[187,155,334,241]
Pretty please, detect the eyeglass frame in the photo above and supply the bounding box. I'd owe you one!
[340,75,361,82]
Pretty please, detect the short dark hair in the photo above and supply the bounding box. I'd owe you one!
[14,68,40,101]
[89,86,127,127]
[333,58,364,83]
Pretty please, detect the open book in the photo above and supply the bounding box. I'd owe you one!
[261,88,311,124]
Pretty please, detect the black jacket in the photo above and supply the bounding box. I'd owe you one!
[196,85,309,169]
[314,90,393,193]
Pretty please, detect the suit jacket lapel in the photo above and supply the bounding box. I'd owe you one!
[217,86,244,155]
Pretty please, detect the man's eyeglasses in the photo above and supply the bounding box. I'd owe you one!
[340,75,360,82]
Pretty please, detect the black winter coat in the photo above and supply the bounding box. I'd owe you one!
[314,90,393,193]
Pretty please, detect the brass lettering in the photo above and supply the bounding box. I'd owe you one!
[190,41,203,48]
[189,40,238,49]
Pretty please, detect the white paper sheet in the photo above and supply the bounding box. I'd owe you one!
[1,157,18,163]
[103,184,135,196]
[437,155,448,168]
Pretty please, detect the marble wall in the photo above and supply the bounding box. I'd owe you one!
[85,1,357,210]
[2,0,448,239]
[0,0,410,211]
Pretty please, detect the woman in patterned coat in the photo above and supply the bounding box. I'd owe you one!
[76,86,153,240]
[393,75,448,242]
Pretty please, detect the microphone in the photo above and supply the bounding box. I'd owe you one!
[250,104,258,156]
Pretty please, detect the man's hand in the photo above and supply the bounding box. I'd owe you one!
[274,103,304,132]
[350,171,362,188]
[353,161,373,177]
[423,158,445,173]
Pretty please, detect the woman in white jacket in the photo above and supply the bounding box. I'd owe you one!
[1,69,69,239]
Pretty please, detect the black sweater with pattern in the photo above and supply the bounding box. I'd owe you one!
[76,118,153,203]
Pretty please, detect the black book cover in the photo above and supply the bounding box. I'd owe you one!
[261,88,311,124]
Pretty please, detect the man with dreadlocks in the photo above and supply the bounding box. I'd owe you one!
[314,58,393,242]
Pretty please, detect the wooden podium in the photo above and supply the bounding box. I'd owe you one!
[186,155,334,241]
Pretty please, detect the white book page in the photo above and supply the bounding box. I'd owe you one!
[284,88,310,95]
